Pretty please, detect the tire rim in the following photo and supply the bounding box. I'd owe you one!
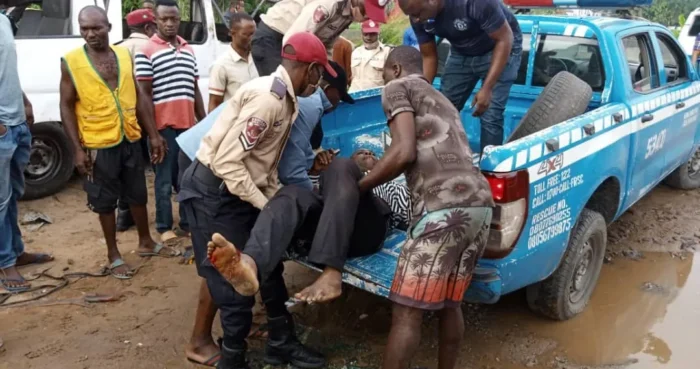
[25,138,60,181]
[570,240,594,304]
[688,147,700,179]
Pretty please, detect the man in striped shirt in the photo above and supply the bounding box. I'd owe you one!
[135,0,206,242]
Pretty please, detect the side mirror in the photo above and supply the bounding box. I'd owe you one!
[42,0,70,18]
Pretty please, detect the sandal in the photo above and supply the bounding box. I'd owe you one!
[0,269,31,293]
[16,252,54,267]
[139,243,181,258]
[187,352,221,367]
[109,259,134,280]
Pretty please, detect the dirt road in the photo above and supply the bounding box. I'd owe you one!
[1,174,699,369]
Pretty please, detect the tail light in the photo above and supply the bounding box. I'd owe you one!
[483,171,529,258]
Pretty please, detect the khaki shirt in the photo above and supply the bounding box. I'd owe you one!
[209,46,259,101]
[119,32,150,59]
[349,43,391,92]
[262,0,353,56]
[196,65,299,209]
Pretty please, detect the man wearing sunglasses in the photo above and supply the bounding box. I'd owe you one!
[252,0,388,76]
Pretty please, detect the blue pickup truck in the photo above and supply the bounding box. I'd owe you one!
[296,6,700,321]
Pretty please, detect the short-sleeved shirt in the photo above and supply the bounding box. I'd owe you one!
[349,43,392,92]
[411,0,522,57]
[0,14,25,127]
[381,74,495,224]
[134,35,199,131]
[209,47,259,102]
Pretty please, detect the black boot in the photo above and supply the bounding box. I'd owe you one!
[217,341,250,369]
[116,201,134,232]
[264,315,326,368]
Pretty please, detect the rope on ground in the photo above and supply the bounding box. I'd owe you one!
[0,260,150,307]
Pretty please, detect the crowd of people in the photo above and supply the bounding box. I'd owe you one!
[0,0,524,368]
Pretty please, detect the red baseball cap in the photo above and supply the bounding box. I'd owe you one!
[281,32,337,78]
[361,19,380,33]
[364,0,387,23]
[126,9,155,27]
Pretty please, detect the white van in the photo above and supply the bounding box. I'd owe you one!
[679,7,700,56]
[11,0,234,199]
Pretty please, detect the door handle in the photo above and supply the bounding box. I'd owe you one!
[676,102,686,109]
[641,114,654,123]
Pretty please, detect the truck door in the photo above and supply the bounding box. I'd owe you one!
[620,31,671,207]
[650,31,698,176]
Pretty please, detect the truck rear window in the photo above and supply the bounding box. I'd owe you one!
[688,15,700,36]
[517,34,605,92]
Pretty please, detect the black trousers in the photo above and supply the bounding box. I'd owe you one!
[245,158,392,283]
[251,21,284,77]
[178,160,290,348]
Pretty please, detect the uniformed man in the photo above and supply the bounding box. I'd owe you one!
[349,19,391,92]
[119,9,156,58]
[251,0,389,76]
[178,32,336,368]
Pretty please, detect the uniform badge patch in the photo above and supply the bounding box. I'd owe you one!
[240,117,268,151]
[270,77,287,100]
[313,5,329,23]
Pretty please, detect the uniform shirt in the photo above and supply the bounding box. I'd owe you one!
[119,32,150,59]
[262,0,353,56]
[135,35,199,130]
[278,88,332,190]
[0,14,25,127]
[381,74,494,225]
[209,46,259,102]
[332,36,353,83]
[349,43,391,92]
[196,65,298,209]
[411,0,522,57]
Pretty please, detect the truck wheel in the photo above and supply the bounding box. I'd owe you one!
[22,122,74,200]
[526,209,607,321]
[507,71,592,143]
[664,147,700,190]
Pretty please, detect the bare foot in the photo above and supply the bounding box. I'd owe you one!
[207,233,259,296]
[295,268,343,303]
[185,338,220,366]
[16,252,54,267]
[0,266,30,290]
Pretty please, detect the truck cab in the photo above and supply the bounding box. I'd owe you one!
[12,0,234,199]
[296,1,700,321]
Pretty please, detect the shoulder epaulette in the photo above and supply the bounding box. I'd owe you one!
[270,77,287,100]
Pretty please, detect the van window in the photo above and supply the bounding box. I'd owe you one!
[655,32,688,84]
[688,15,700,36]
[622,34,659,93]
[514,33,531,85]
[530,34,604,91]
[177,0,207,44]
[12,0,73,39]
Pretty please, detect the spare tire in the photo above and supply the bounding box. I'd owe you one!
[22,122,74,200]
[507,71,593,143]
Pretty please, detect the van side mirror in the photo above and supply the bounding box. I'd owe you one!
[42,0,70,19]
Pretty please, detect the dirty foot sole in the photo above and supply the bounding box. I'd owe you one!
[207,233,259,296]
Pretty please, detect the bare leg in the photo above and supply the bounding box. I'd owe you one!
[130,204,159,251]
[294,267,342,303]
[382,304,424,369]
[98,212,131,276]
[437,307,464,369]
[207,233,259,296]
[185,280,220,363]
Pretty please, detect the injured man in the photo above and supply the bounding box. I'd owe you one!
[207,149,412,303]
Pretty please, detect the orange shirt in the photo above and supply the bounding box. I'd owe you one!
[332,36,353,85]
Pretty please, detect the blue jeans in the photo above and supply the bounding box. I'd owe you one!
[0,123,31,269]
[441,48,522,154]
[151,127,188,233]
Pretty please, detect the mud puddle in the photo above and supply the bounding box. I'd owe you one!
[462,252,700,369]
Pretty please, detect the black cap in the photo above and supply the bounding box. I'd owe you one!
[323,60,355,104]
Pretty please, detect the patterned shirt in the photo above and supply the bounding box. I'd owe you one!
[135,34,199,130]
[310,174,412,231]
[695,33,700,51]
[381,74,495,225]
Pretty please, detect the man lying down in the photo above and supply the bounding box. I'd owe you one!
[208,149,412,303]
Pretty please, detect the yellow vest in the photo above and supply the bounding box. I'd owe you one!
[63,45,142,149]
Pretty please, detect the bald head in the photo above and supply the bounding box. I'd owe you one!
[78,6,111,51]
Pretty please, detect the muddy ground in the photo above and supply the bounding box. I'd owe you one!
[1,173,699,369]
